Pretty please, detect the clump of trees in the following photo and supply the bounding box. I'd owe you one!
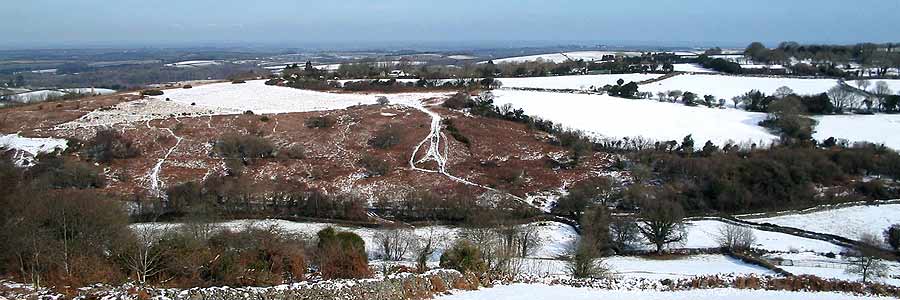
[82,128,141,163]
[213,134,275,175]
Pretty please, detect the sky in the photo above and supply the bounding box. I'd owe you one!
[3,0,899,49]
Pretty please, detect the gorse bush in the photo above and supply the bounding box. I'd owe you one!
[439,240,487,275]
[316,227,370,279]
[369,125,403,149]
[304,115,335,128]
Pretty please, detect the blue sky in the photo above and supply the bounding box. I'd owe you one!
[3,0,899,49]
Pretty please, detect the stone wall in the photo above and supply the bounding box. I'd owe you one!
[146,269,481,300]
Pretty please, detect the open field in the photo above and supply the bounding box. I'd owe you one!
[491,89,776,146]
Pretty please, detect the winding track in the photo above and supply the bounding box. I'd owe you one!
[145,122,183,199]
[406,101,509,193]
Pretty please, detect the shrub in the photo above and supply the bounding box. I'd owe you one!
[885,225,900,253]
[316,227,370,279]
[83,129,141,163]
[282,144,306,159]
[443,92,471,109]
[440,240,487,275]
[304,115,335,129]
[443,119,471,146]
[358,154,390,177]
[30,158,106,189]
[368,125,402,149]
[243,110,255,115]
[232,79,246,84]
[140,89,164,96]
[264,79,283,86]
[213,134,275,164]
[376,96,390,105]
[182,85,193,89]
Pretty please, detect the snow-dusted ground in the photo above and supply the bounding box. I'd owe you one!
[488,51,643,64]
[150,79,445,114]
[814,114,900,150]
[491,89,776,146]
[436,284,894,300]
[497,73,663,90]
[641,74,839,101]
[673,63,716,73]
[744,203,900,242]
[0,134,68,166]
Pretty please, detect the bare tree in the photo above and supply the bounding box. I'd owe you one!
[375,227,418,261]
[774,86,794,98]
[731,95,743,109]
[874,81,893,96]
[714,224,757,251]
[118,226,168,284]
[515,223,543,258]
[413,226,445,272]
[855,79,871,92]
[638,198,687,254]
[610,216,642,252]
[656,92,667,102]
[845,233,889,284]
[827,85,857,113]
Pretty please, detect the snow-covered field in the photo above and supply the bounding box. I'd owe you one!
[491,89,776,146]
[164,60,221,68]
[763,252,900,286]
[150,79,445,115]
[436,284,894,300]
[641,74,839,101]
[815,114,900,149]
[680,219,844,253]
[489,51,643,64]
[0,134,68,166]
[744,203,900,242]
[497,73,663,90]
[673,63,716,73]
